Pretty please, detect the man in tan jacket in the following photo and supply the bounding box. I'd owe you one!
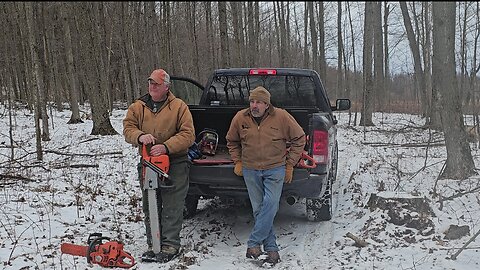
[226,86,305,266]
[123,69,195,263]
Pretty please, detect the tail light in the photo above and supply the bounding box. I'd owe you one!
[312,130,328,165]
[249,69,277,75]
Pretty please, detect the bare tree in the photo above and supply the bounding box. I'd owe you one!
[247,2,255,66]
[80,3,117,135]
[303,2,309,67]
[23,2,44,159]
[308,2,318,72]
[383,2,391,99]
[360,1,375,126]
[274,1,287,66]
[432,2,476,179]
[218,2,229,68]
[231,2,243,67]
[346,2,360,126]
[204,2,215,70]
[337,2,344,101]
[400,2,427,118]
[373,2,384,111]
[317,2,327,83]
[60,3,83,124]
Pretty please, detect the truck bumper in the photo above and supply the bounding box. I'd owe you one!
[188,165,327,199]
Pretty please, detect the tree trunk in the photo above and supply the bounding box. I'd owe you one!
[61,4,83,124]
[422,2,438,129]
[317,2,327,85]
[336,2,344,100]
[204,2,215,70]
[231,2,242,67]
[218,1,229,68]
[82,3,117,136]
[24,2,43,160]
[383,2,391,107]
[400,2,427,118]
[303,2,309,68]
[374,2,384,112]
[432,2,476,179]
[347,2,359,126]
[247,2,255,66]
[360,2,375,126]
[308,2,318,72]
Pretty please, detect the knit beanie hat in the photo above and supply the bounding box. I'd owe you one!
[249,86,271,104]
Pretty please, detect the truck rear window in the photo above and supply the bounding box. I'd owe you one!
[206,75,318,107]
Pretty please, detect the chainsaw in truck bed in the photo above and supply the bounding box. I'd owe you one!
[170,68,351,221]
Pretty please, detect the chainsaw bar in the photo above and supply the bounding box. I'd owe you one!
[61,243,88,257]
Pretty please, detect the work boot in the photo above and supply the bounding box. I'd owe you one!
[155,245,180,263]
[246,246,263,259]
[264,251,280,265]
[141,249,156,262]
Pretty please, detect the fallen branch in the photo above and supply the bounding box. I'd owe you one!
[44,150,122,157]
[52,164,99,169]
[450,229,480,260]
[438,185,480,204]
[0,173,35,182]
[362,142,444,148]
[345,232,368,247]
[58,137,100,150]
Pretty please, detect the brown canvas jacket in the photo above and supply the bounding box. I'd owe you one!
[123,92,195,159]
[226,106,306,170]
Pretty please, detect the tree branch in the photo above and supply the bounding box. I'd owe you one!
[44,150,122,157]
[450,229,480,260]
[345,232,369,247]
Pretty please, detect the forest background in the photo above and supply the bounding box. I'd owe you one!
[0,2,479,178]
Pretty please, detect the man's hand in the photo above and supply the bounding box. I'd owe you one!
[284,164,294,183]
[139,134,156,145]
[234,161,243,176]
[150,144,168,156]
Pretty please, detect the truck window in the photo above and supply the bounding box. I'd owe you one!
[169,80,203,105]
[206,75,318,107]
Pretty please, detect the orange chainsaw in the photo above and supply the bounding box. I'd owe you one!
[60,233,135,268]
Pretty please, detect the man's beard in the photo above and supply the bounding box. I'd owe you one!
[251,109,262,117]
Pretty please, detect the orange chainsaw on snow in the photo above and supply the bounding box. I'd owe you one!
[60,233,135,268]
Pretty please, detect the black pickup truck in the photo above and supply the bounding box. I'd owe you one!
[171,68,350,221]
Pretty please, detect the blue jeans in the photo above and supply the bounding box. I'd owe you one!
[243,165,285,252]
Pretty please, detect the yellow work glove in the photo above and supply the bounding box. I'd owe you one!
[284,164,294,183]
[234,161,243,176]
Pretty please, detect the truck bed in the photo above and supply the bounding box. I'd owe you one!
[191,145,233,165]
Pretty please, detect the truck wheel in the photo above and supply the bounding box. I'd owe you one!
[306,176,332,221]
[183,195,199,219]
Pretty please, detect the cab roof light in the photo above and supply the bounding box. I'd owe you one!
[249,69,277,75]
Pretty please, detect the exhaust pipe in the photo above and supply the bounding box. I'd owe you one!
[286,196,298,205]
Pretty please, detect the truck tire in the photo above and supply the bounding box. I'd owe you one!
[306,175,332,221]
[183,194,199,219]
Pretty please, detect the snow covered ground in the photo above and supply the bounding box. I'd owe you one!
[1,105,479,270]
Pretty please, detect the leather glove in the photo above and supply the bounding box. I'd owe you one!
[284,164,294,183]
[234,161,243,176]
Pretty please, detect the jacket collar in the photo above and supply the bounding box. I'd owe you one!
[139,91,176,110]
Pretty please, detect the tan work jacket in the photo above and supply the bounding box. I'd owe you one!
[123,92,195,159]
[226,106,305,170]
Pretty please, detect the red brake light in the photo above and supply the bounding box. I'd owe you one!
[249,69,277,75]
[312,130,328,165]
